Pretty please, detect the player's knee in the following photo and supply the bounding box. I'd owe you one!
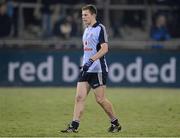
[96,97,105,105]
[75,95,85,102]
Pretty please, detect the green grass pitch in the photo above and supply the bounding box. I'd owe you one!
[0,87,180,137]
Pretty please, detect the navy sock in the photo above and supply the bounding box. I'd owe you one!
[71,120,79,129]
[111,118,119,126]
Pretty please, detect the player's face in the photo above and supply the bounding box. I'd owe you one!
[82,10,95,26]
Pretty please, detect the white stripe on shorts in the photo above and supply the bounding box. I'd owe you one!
[98,73,103,85]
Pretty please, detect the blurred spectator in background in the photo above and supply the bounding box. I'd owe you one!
[53,11,81,39]
[33,0,57,38]
[7,0,13,17]
[53,15,72,39]
[40,0,52,37]
[150,0,180,38]
[110,0,126,38]
[71,11,82,37]
[33,0,83,38]
[0,0,12,38]
[150,13,171,49]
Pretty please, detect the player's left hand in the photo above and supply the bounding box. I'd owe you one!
[83,58,94,71]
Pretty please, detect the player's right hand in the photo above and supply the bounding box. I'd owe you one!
[83,58,94,71]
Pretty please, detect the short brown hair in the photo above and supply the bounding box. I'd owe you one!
[82,4,97,15]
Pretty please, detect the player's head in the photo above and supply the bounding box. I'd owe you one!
[82,4,97,15]
[82,4,97,26]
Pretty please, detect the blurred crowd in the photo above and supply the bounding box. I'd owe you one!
[0,0,13,37]
[0,0,180,42]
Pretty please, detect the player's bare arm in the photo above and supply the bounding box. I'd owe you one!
[91,43,108,61]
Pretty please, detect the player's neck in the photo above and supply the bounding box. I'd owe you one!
[89,19,97,27]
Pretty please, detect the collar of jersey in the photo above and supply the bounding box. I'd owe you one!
[92,21,99,28]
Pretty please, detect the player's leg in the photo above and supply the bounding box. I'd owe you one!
[90,72,121,132]
[94,86,116,119]
[94,86,121,132]
[61,81,90,133]
[73,81,90,121]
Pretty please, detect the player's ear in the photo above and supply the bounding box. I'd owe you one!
[93,13,96,18]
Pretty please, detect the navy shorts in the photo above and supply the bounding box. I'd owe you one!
[78,71,108,89]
